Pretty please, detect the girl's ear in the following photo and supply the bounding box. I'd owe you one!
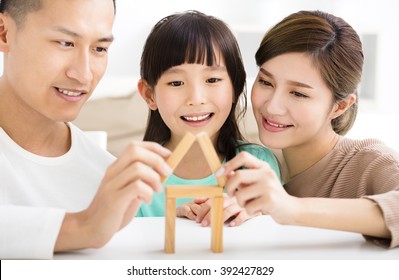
[137,79,158,110]
[0,14,10,52]
[330,94,357,120]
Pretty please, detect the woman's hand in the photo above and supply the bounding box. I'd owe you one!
[176,197,209,220]
[219,151,299,225]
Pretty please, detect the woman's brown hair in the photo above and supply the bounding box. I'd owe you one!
[255,10,364,135]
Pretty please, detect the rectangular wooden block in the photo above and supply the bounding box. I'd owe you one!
[211,196,224,253]
[165,185,223,198]
[161,132,196,183]
[196,132,226,187]
[165,197,177,253]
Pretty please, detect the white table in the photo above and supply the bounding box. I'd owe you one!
[54,216,398,260]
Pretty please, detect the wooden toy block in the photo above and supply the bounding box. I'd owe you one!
[161,132,196,183]
[211,196,223,252]
[164,132,225,253]
[166,185,222,198]
[197,132,227,187]
[164,197,176,253]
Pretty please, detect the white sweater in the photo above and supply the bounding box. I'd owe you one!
[0,123,115,259]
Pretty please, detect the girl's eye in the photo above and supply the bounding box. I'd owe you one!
[291,91,308,98]
[206,78,220,83]
[168,81,184,87]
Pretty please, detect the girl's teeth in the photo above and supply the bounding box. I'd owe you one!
[183,114,211,122]
[58,88,81,96]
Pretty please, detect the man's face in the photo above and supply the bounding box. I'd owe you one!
[3,0,115,122]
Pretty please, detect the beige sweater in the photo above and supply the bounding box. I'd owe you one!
[284,137,399,248]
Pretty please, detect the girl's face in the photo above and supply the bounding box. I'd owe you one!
[251,52,340,150]
[151,57,233,145]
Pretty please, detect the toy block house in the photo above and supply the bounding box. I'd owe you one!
[163,132,226,253]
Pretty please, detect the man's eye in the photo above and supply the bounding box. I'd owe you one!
[168,81,184,87]
[94,47,108,53]
[59,41,74,47]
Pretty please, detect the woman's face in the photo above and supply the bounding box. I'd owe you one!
[251,52,339,150]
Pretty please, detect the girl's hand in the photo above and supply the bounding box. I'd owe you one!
[218,151,299,225]
[198,193,260,227]
[176,197,209,220]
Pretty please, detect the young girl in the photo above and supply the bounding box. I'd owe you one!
[220,10,399,248]
[136,10,280,226]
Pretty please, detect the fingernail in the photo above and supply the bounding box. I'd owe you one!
[215,167,225,177]
[229,221,236,227]
[202,220,208,227]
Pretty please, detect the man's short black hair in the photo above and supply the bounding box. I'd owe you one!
[0,0,116,26]
[0,0,41,26]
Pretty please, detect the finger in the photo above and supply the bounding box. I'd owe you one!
[224,169,265,196]
[103,180,153,224]
[223,203,241,222]
[222,194,237,207]
[234,185,263,209]
[228,209,259,227]
[190,203,203,216]
[130,140,172,157]
[194,197,209,204]
[228,210,246,227]
[243,197,265,216]
[121,179,155,205]
[107,142,172,179]
[176,203,190,217]
[216,151,268,177]
[201,211,211,227]
[185,210,197,221]
[120,198,142,229]
[110,161,164,193]
[196,200,211,223]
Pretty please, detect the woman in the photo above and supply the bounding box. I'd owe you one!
[219,10,399,248]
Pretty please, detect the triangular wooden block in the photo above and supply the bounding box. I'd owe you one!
[164,132,225,253]
[162,132,226,187]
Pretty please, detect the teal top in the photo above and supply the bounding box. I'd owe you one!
[136,143,280,217]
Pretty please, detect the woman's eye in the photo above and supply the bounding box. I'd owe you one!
[168,81,184,87]
[291,91,308,98]
[258,78,272,87]
[206,78,220,83]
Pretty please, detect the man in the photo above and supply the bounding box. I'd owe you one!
[0,0,171,259]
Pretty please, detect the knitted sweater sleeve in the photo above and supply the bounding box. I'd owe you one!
[361,150,399,248]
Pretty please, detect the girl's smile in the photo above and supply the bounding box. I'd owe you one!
[180,112,214,127]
